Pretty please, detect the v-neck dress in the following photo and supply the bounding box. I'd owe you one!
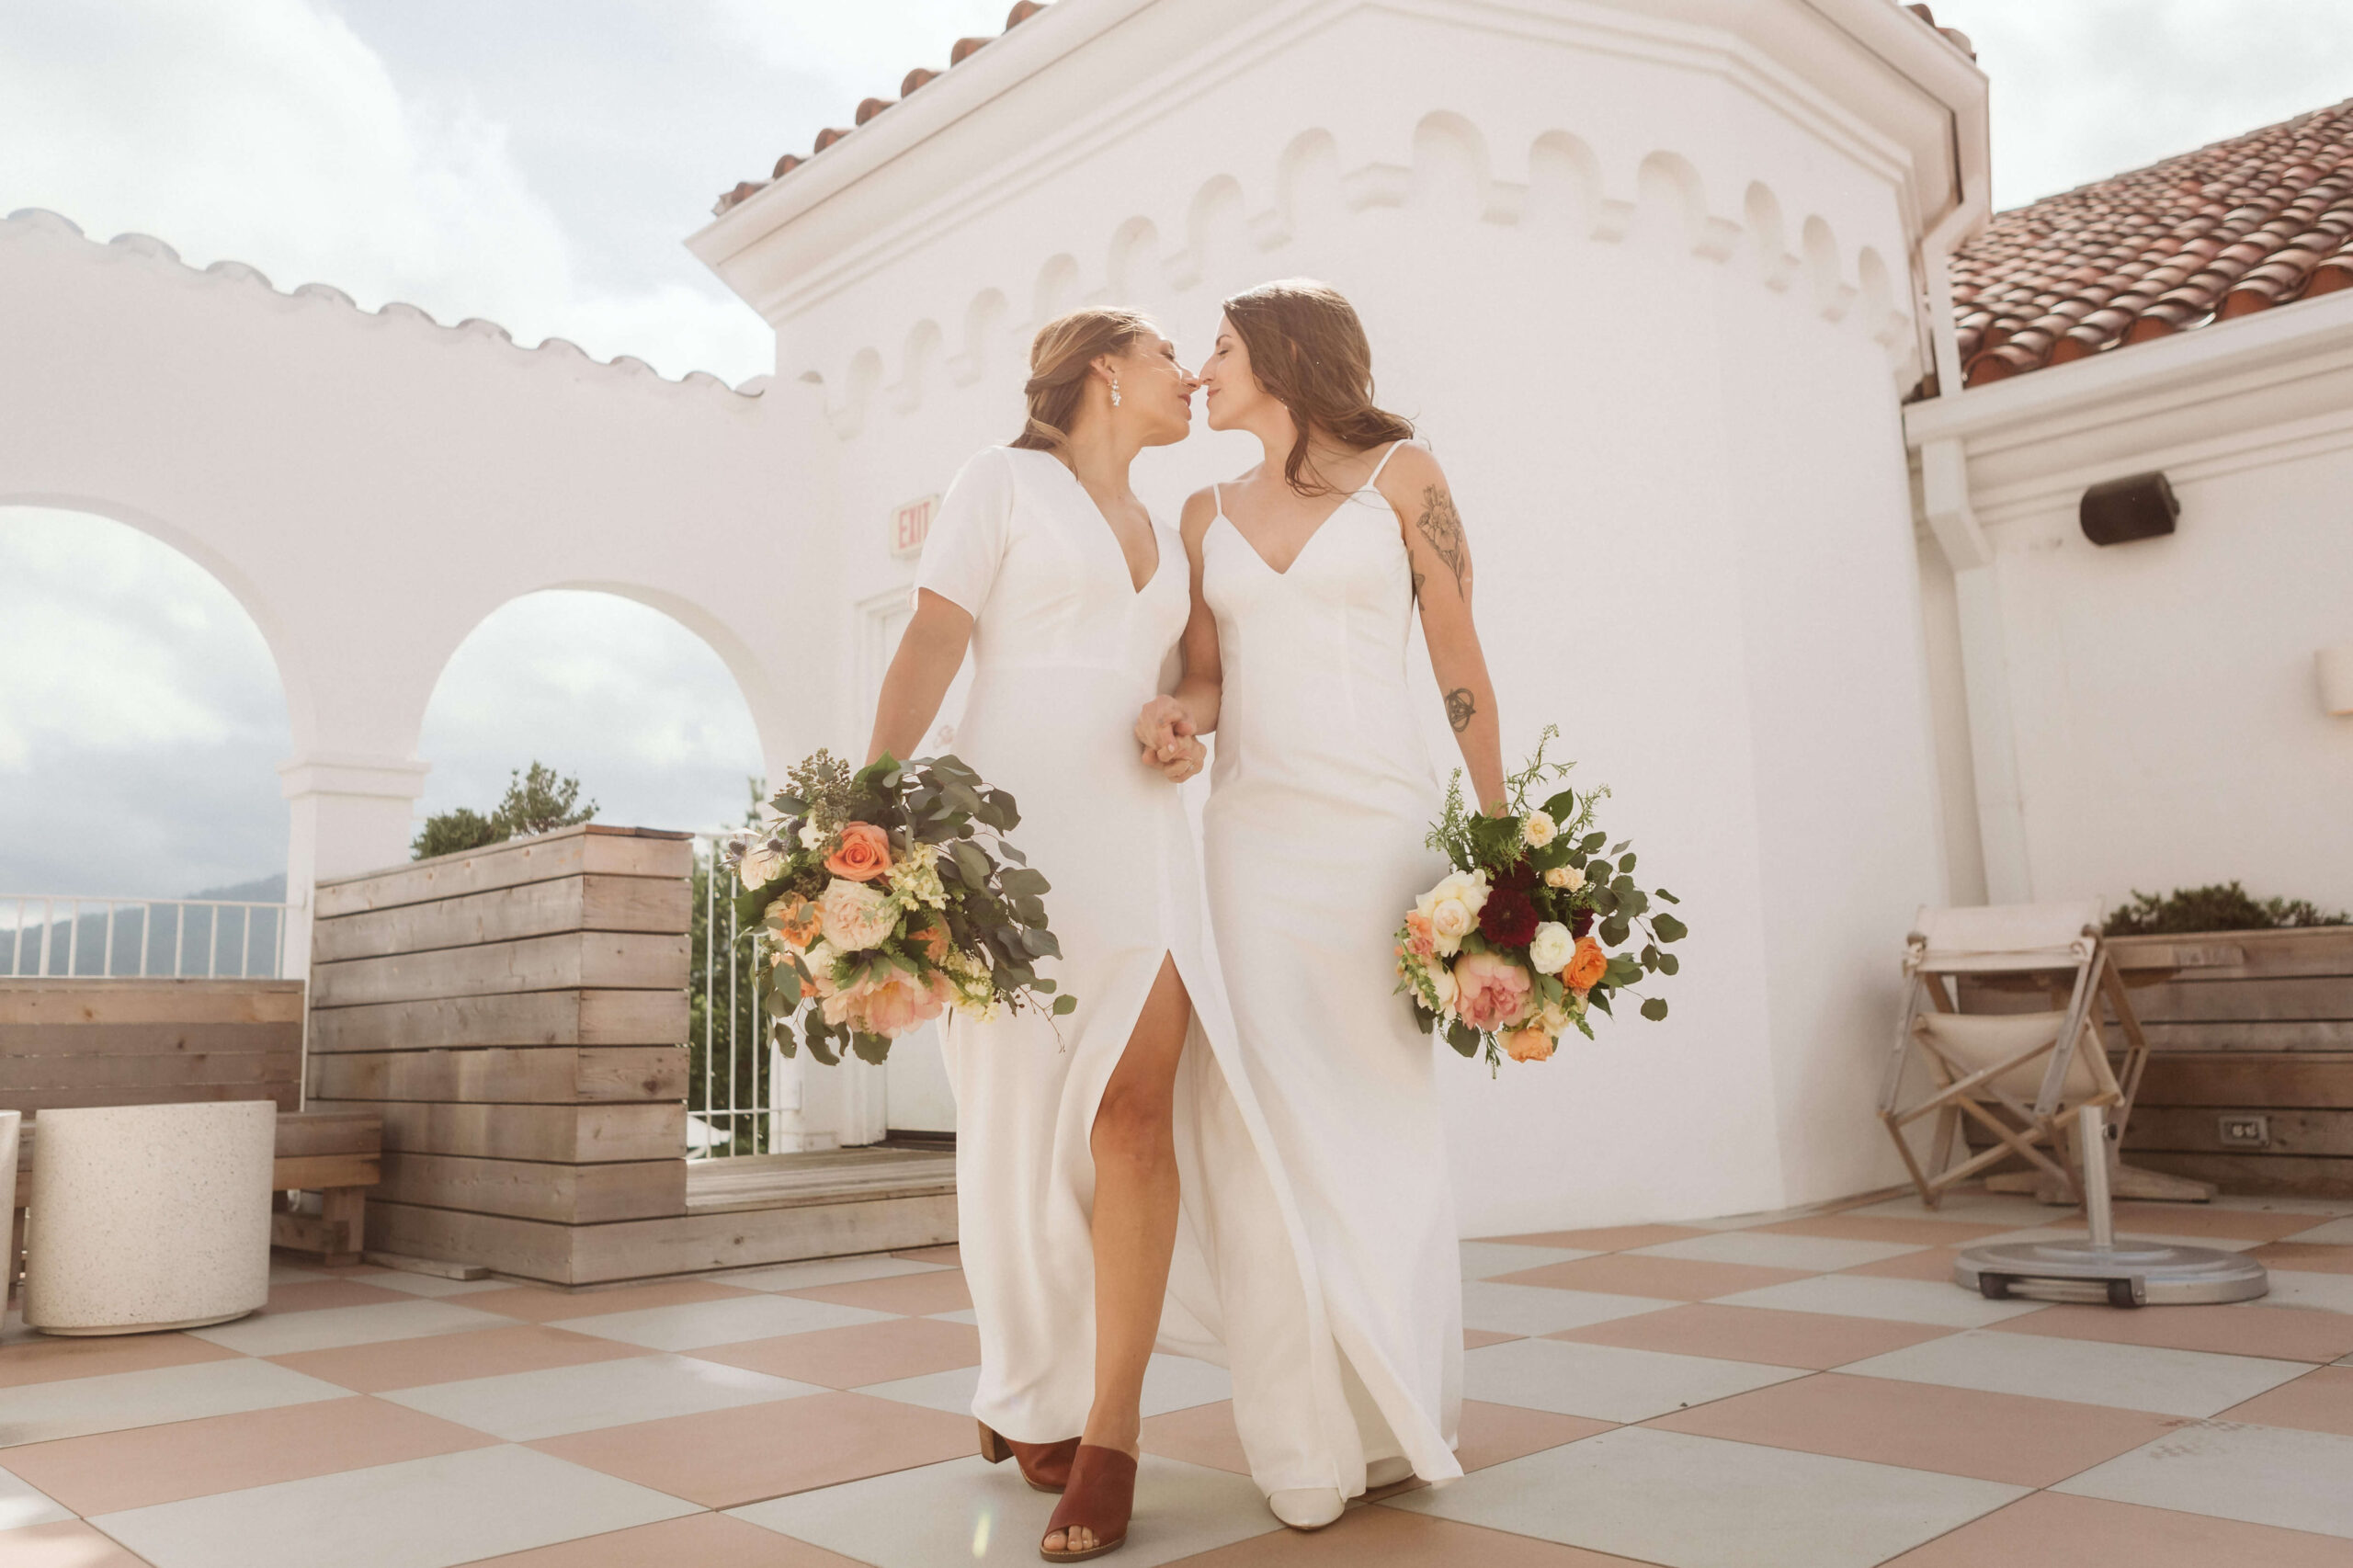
[1199,441,1466,1493]
[915,445,1351,1492]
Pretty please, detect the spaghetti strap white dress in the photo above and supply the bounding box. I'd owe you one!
[915,444,1357,1495]
[1199,440,1466,1493]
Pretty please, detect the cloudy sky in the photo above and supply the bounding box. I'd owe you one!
[4,0,2350,898]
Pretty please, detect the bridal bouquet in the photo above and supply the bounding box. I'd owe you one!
[1396,727,1688,1073]
[727,750,1072,1065]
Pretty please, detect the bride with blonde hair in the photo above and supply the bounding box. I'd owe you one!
[871,306,1345,1558]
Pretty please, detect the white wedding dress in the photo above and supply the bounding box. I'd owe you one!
[915,445,1354,1493]
[1199,440,1466,1493]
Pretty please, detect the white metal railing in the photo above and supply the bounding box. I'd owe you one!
[1,893,291,980]
[688,832,774,1159]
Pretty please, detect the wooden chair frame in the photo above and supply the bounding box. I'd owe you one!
[1878,913,2150,1210]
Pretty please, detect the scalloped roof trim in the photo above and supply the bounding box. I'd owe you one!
[3,208,766,399]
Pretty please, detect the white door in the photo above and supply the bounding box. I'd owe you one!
[860,590,967,1135]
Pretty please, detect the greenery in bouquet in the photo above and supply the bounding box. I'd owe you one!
[726,750,1072,1066]
[1396,726,1688,1073]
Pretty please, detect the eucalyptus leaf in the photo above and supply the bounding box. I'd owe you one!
[1658,952,1680,975]
[1653,913,1688,943]
[1445,1019,1482,1058]
[1051,994,1077,1016]
[1641,997,1669,1021]
[851,1031,892,1065]
[1599,915,1631,947]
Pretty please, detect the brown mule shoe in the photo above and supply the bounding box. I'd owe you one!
[978,1422,1081,1493]
[1040,1445,1137,1562]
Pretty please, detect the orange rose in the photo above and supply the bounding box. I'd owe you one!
[824,822,892,882]
[1502,1027,1556,1062]
[1564,936,1608,995]
[768,893,823,950]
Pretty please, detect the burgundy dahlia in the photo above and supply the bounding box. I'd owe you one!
[1480,883,1540,948]
[1571,907,1596,939]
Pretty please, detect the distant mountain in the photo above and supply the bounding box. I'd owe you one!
[187,872,286,903]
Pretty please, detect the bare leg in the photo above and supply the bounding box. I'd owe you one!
[1044,953,1190,1557]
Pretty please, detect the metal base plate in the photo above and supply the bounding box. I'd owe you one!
[1955,1238,2268,1308]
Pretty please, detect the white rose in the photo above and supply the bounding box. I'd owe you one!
[1415,869,1490,958]
[819,878,898,952]
[737,836,787,890]
[1426,897,1474,955]
[1522,811,1557,848]
[799,939,841,996]
[1544,864,1586,892]
[1528,921,1574,974]
[798,821,825,850]
[1427,961,1460,1017]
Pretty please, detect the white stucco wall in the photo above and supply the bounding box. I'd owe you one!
[0,210,843,972]
[1907,292,2353,917]
[698,0,1984,1228]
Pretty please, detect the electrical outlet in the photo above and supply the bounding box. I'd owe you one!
[2217,1114,2271,1150]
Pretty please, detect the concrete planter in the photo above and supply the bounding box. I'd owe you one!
[23,1100,274,1335]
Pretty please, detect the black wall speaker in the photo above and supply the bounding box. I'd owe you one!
[2080,471,2179,546]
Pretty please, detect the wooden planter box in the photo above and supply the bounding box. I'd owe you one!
[2106,926,2353,1198]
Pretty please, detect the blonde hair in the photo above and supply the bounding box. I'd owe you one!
[1221,279,1414,495]
[1009,307,1155,451]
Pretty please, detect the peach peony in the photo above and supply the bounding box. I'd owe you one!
[1565,935,1608,995]
[1502,1027,1556,1062]
[820,878,898,952]
[824,822,893,882]
[823,966,943,1037]
[767,892,823,950]
[1453,949,1535,1031]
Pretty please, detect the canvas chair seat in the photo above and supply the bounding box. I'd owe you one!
[1912,1011,2103,1105]
[1880,901,2145,1210]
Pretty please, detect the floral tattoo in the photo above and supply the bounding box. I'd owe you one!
[1445,687,1476,733]
[1415,486,1470,597]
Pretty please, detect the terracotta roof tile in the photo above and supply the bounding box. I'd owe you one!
[1953,97,2353,385]
[712,2,1053,217]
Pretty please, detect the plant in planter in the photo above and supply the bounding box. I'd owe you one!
[2097,883,2353,1200]
[2103,882,2349,937]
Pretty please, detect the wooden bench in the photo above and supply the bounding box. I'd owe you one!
[12,1108,382,1275]
[2,978,382,1275]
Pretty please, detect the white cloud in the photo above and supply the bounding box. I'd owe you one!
[0,0,770,382]
[416,591,764,836]
[1948,0,2353,208]
[0,508,290,894]
[708,0,1029,97]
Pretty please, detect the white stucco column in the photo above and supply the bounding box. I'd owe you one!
[278,753,430,978]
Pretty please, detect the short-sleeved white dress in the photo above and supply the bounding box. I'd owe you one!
[915,445,1362,1495]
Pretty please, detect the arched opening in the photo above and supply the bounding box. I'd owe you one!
[0,504,294,975]
[420,588,769,1154]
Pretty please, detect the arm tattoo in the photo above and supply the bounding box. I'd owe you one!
[1410,568,1426,605]
[1445,687,1476,733]
[1415,485,1470,597]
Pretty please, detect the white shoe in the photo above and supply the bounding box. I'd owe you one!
[1268,1487,1346,1529]
[1364,1457,1415,1489]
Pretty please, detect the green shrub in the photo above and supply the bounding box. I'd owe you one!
[411,762,597,860]
[2103,881,2350,937]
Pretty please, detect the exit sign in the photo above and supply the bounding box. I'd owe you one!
[890,495,938,559]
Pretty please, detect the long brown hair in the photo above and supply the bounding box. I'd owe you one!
[1221,279,1415,495]
[1009,307,1154,452]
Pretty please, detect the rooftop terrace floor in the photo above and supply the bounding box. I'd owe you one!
[5,1186,2352,1567]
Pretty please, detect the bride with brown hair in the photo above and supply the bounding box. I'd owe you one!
[1140,278,1507,1527]
[870,306,1345,1558]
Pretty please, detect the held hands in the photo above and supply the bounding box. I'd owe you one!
[1134,696,1207,784]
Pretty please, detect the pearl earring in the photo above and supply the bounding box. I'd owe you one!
[1110,376,1121,407]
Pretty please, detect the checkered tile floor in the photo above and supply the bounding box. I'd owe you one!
[6,1189,2353,1567]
